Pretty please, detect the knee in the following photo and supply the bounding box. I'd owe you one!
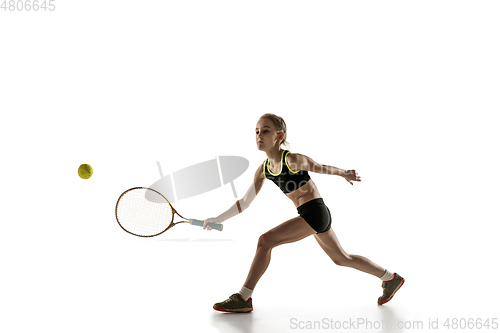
[257,233,274,250]
[332,254,352,267]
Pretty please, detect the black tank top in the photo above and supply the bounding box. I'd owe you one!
[263,150,311,194]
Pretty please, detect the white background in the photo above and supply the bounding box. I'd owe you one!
[1,1,499,332]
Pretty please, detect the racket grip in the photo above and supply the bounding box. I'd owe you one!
[190,219,223,231]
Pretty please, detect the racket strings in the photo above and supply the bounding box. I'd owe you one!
[116,188,173,237]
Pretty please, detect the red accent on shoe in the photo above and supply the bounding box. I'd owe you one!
[378,276,405,305]
[213,306,253,313]
[237,295,252,302]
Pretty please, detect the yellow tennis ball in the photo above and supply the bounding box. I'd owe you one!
[78,164,93,179]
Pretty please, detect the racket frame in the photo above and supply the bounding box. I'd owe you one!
[115,187,189,237]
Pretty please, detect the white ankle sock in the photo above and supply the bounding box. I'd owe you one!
[239,286,253,301]
[380,269,394,281]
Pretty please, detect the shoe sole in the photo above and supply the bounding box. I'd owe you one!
[378,277,405,305]
[213,306,253,313]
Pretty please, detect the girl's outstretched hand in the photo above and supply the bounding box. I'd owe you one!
[343,170,362,185]
[203,217,223,231]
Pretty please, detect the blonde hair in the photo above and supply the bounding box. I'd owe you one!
[259,113,290,149]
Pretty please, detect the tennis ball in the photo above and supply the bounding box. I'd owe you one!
[78,164,93,179]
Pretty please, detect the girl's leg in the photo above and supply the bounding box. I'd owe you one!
[314,227,405,305]
[243,216,316,290]
[314,227,386,278]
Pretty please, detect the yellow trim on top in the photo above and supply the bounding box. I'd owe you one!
[285,151,301,174]
[267,150,286,176]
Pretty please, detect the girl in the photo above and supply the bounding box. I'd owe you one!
[203,113,404,313]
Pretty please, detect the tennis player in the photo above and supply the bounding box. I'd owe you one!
[203,113,404,313]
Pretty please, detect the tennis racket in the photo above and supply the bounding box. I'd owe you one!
[115,187,223,237]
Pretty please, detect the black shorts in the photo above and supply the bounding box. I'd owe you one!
[297,198,331,234]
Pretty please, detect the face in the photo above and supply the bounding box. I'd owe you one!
[255,117,283,151]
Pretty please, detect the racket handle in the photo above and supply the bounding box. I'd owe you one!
[190,219,223,231]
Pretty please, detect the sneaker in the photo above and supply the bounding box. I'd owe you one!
[213,293,253,313]
[378,273,405,305]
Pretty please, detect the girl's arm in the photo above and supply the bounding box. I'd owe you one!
[203,163,265,229]
[286,152,361,185]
